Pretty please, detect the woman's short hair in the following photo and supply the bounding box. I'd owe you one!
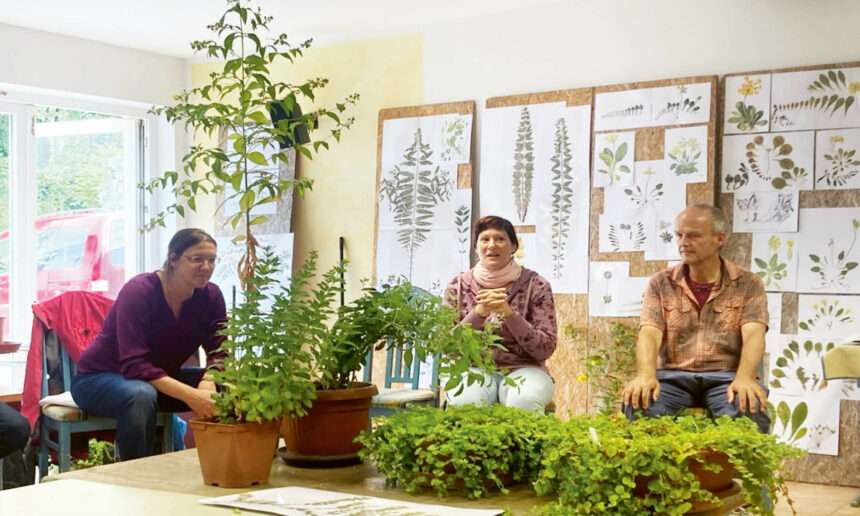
[163,228,217,271]
[474,215,519,250]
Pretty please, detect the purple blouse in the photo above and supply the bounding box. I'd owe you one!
[444,268,557,369]
[76,272,227,381]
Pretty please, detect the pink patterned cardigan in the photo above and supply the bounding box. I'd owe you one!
[444,268,558,370]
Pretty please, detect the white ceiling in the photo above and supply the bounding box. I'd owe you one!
[0,0,562,59]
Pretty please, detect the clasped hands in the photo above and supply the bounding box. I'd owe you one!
[474,288,513,319]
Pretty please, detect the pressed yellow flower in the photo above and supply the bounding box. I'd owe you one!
[831,135,845,144]
[671,137,700,156]
[576,373,588,383]
[768,235,781,252]
[642,166,656,176]
[677,85,688,95]
[605,133,619,145]
[849,82,860,95]
[737,76,762,98]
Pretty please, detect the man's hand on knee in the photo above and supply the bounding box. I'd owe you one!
[727,376,767,413]
[622,375,660,410]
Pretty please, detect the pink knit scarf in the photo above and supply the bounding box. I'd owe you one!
[472,259,522,289]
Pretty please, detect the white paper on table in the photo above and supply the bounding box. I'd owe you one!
[213,233,294,310]
[796,207,860,294]
[750,232,799,292]
[770,67,860,132]
[814,128,860,191]
[592,131,635,188]
[200,486,504,516]
[765,292,783,354]
[732,189,799,233]
[723,74,771,135]
[665,125,708,184]
[720,132,814,193]
[480,102,566,226]
[588,261,649,317]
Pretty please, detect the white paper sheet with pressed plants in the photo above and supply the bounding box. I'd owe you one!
[723,74,771,135]
[594,82,711,131]
[795,207,860,294]
[588,261,649,317]
[721,132,815,194]
[377,114,472,291]
[751,233,799,292]
[592,131,635,189]
[664,125,708,184]
[480,102,566,226]
[797,294,860,339]
[213,233,294,310]
[765,292,783,354]
[768,389,841,456]
[732,189,799,233]
[512,231,539,273]
[814,128,860,190]
[770,67,860,132]
[533,104,592,294]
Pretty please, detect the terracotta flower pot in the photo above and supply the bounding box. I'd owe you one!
[281,382,378,462]
[634,449,735,497]
[190,418,280,488]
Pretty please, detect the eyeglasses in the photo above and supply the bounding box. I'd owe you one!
[183,255,219,266]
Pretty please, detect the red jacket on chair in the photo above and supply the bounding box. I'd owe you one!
[20,291,114,429]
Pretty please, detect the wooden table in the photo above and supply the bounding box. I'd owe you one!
[0,479,231,515]
[53,449,549,514]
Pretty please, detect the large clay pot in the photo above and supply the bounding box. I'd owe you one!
[281,382,378,463]
[634,449,736,497]
[190,418,280,487]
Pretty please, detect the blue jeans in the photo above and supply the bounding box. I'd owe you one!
[71,368,204,460]
[623,370,771,433]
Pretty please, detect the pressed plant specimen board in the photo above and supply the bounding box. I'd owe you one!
[374,101,475,294]
[720,61,860,486]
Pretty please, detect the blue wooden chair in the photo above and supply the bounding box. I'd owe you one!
[37,326,174,477]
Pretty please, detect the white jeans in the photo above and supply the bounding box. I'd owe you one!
[445,367,555,412]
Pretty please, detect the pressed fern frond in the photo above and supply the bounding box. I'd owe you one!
[549,117,573,279]
[512,107,535,223]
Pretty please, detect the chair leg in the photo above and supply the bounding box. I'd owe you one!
[161,415,174,453]
[0,457,4,490]
[57,424,71,473]
[38,421,49,479]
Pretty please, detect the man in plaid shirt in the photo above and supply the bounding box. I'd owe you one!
[622,204,770,432]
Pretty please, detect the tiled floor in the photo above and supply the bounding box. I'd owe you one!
[772,482,859,515]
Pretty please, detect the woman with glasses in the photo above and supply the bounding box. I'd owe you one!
[71,228,226,460]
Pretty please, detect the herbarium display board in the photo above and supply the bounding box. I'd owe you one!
[720,61,860,487]
[374,101,475,294]
[480,88,594,414]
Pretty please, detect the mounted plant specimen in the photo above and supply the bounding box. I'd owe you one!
[754,235,794,289]
[601,269,613,305]
[549,117,574,280]
[798,298,853,333]
[772,69,860,119]
[744,135,808,189]
[512,106,535,222]
[379,128,452,280]
[668,137,702,176]
[608,222,646,252]
[601,104,645,119]
[596,133,631,186]
[440,116,469,162]
[623,164,663,207]
[454,205,470,259]
[770,339,836,392]
[807,425,836,452]
[768,399,808,445]
[655,85,702,121]
[809,219,860,290]
[818,135,860,188]
[728,76,768,132]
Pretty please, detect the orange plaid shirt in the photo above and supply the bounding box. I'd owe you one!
[639,259,768,372]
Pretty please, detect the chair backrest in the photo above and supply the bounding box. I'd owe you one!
[40,327,75,399]
[362,286,440,391]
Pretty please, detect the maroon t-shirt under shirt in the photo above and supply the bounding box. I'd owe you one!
[685,269,715,308]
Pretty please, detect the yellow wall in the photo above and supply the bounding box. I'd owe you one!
[189,33,423,301]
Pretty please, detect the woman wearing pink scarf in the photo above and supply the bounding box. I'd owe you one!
[443,215,557,412]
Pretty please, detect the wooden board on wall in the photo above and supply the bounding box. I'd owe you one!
[720,61,860,488]
[484,88,593,416]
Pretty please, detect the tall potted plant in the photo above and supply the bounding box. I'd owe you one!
[144,0,358,487]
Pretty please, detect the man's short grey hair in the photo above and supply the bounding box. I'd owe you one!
[687,204,729,235]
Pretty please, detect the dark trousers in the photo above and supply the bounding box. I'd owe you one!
[71,368,204,460]
[623,370,771,434]
[0,403,30,459]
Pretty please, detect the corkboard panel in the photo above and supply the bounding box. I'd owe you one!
[721,61,860,487]
[485,88,593,109]
[373,101,476,282]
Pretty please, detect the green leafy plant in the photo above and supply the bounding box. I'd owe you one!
[809,219,860,289]
[570,322,637,416]
[71,439,116,470]
[597,133,630,186]
[378,128,452,280]
[754,235,793,289]
[357,405,557,499]
[144,0,358,287]
[818,135,860,187]
[512,107,535,222]
[767,400,808,446]
[668,137,702,176]
[728,76,768,132]
[533,415,802,516]
[549,117,573,280]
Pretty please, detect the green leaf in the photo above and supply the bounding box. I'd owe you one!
[790,402,808,437]
[615,142,628,162]
[247,151,268,166]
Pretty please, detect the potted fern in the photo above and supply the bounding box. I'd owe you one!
[144,0,357,487]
